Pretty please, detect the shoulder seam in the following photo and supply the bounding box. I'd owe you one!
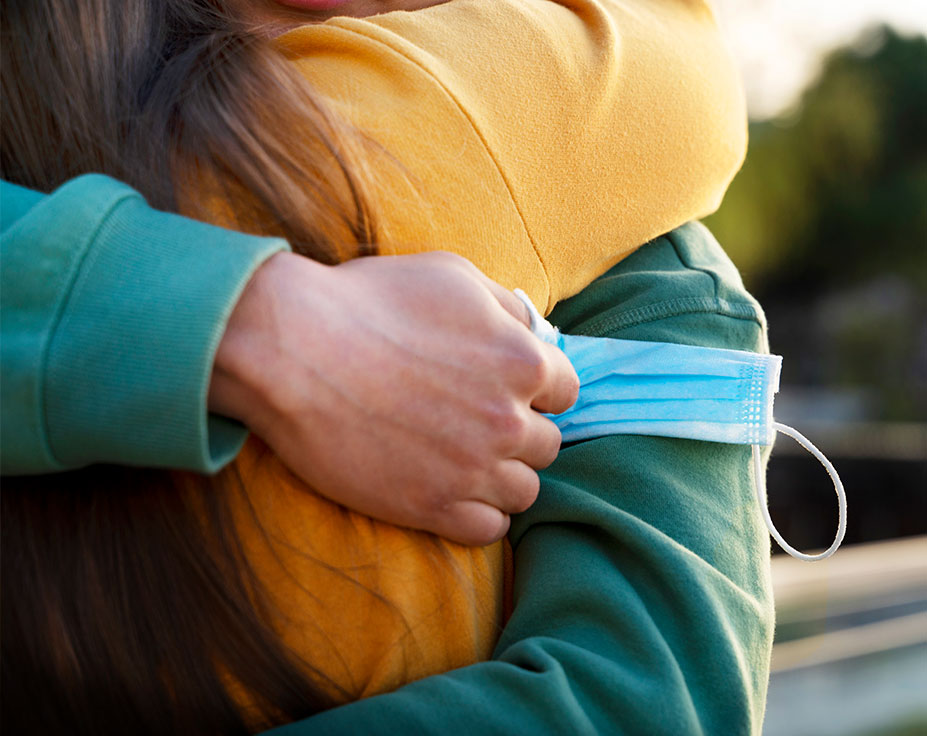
[576,295,765,337]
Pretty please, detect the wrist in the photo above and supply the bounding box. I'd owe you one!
[208,252,330,428]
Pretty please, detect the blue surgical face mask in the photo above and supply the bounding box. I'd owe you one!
[515,290,847,562]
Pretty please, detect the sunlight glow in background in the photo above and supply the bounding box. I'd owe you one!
[712,0,927,119]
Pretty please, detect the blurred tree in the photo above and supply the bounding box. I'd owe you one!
[706,27,927,421]
[708,26,927,291]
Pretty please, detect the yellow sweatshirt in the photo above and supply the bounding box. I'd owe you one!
[276,0,746,313]
[225,0,746,708]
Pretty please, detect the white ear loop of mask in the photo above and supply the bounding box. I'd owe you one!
[753,422,847,561]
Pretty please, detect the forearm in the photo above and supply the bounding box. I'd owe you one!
[0,174,577,544]
[0,175,288,474]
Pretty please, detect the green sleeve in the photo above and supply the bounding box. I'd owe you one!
[0,175,289,475]
[263,222,775,735]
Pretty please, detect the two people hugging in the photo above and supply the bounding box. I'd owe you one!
[1,0,783,733]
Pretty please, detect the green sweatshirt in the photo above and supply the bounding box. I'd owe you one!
[263,222,775,735]
[0,175,287,474]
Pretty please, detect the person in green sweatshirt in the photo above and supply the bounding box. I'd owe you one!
[2,174,774,732]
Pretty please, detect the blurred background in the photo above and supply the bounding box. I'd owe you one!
[708,2,926,734]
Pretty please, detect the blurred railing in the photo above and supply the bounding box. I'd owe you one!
[770,421,927,463]
[764,536,927,736]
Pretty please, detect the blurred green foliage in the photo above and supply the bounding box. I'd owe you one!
[705,27,927,421]
[707,26,927,291]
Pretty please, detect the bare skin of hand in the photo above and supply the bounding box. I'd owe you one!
[209,251,579,546]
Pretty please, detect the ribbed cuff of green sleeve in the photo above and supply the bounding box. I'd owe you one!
[43,183,289,473]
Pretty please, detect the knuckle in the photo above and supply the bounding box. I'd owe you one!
[408,481,455,520]
[485,401,528,446]
[564,369,580,403]
[503,337,547,391]
[447,439,491,481]
[520,345,548,387]
[457,464,488,496]
[536,429,562,469]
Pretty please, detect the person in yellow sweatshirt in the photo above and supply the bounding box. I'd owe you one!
[1,0,756,732]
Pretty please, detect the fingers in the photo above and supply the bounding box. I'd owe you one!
[435,500,512,547]
[437,458,537,544]
[430,458,542,544]
[469,269,578,415]
[474,272,533,328]
[531,341,580,415]
[467,265,579,415]
[488,458,542,514]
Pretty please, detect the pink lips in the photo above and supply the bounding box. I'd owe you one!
[274,0,354,10]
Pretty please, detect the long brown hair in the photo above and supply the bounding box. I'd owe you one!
[1,0,384,732]
[0,0,378,260]
[1,468,344,735]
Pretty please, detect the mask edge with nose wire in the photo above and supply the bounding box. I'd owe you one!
[514,289,848,562]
